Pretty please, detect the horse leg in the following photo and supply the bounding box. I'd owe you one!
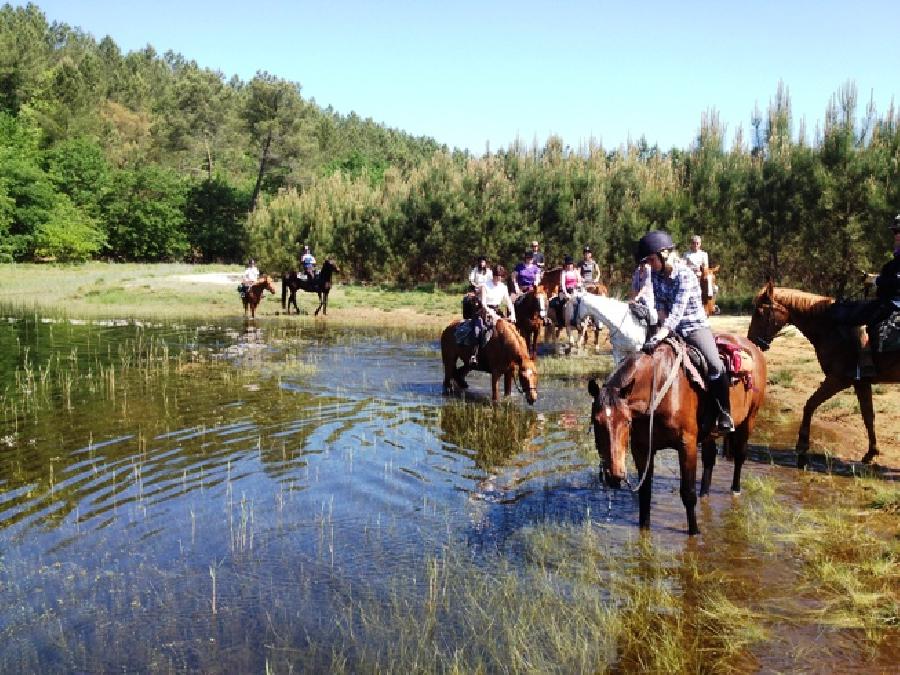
[314,292,324,316]
[797,375,847,469]
[635,449,654,530]
[504,370,512,397]
[679,435,700,535]
[490,371,500,402]
[289,289,299,315]
[322,290,329,316]
[728,423,752,495]
[852,381,879,463]
[699,438,717,498]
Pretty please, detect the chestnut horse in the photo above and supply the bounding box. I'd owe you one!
[441,318,538,404]
[748,282,900,467]
[241,275,277,319]
[586,334,767,534]
[513,288,548,359]
[699,264,720,316]
[283,260,340,316]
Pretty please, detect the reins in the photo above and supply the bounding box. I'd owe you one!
[628,341,683,493]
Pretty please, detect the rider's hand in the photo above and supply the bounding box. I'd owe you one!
[642,327,670,354]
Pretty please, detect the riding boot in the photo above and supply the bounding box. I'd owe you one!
[710,375,735,433]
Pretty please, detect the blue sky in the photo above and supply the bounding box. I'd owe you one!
[28,1,900,153]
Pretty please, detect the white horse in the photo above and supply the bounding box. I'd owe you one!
[572,293,655,366]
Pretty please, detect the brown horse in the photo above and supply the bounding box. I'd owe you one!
[283,260,340,316]
[513,288,548,359]
[441,318,538,404]
[241,275,277,319]
[699,264,720,316]
[747,282,900,467]
[539,266,608,351]
[586,334,767,534]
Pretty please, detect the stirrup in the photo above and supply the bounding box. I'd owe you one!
[717,411,735,433]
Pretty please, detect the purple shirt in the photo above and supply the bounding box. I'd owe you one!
[514,262,540,288]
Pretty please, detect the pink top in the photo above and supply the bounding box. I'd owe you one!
[562,269,581,291]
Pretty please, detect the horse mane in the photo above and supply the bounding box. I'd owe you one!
[605,352,639,391]
[495,319,532,364]
[758,286,834,315]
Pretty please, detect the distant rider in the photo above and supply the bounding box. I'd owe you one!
[513,250,542,297]
[239,258,259,297]
[529,240,545,272]
[579,246,602,292]
[301,245,316,279]
[469,255,493,290]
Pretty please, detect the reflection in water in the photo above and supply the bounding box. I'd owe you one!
[0,316,895,671]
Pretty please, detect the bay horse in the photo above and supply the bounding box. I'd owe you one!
[283,259,340,316]
[538,266,608,352]
[699,264,720,316]
[513,288,548,359]
[747,282,900,466]
[586,334,767,534]
[440,318,538,404]
[241,275,277,319]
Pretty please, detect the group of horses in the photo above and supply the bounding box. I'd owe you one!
[444,269,897,536]
[239,260,339,319]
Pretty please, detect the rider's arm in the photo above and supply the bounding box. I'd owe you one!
[661,267,696,332]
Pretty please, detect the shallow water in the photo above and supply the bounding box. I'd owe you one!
[0,317,895,672]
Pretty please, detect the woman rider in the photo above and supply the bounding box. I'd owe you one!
[579,246,602,291]
[513,250,541,297]
[480,265,515,320]
[636,230,734,432]
[553,255,583,328]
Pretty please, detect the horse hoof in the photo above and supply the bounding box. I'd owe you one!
[731,490,741,497]
[861,450,879,464]
[797,454,809,470]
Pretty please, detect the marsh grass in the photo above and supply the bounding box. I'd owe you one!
[313,524,767,674]
[736,476,899,648]
[538,353,613,380]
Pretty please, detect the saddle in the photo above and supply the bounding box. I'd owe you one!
[671,336,755,392]
[454,317,492,348]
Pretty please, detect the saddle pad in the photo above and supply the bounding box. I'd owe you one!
[878,310,900,353]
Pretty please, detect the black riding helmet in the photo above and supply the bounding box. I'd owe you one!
[636,230,675,262]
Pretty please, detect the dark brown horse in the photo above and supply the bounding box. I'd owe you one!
[747,282,900,466]
[441,318,538,404]
[586,334,767,534]
[283,259,340,316]
[513,288,548,359]
[241,275,277,319]
[699,264,720,316]
[539,266,608,351]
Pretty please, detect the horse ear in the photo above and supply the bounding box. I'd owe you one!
[587,379,600,398]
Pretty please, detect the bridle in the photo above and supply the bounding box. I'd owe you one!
[751,297,786,350]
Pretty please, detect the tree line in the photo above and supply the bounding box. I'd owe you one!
[2,4,899,299]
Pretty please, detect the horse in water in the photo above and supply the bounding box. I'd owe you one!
[441,318,538,404]
[699,264,720,316]
[241,275,277,319]
[586,334,767,534]
[283,259,340,316]
[539,266,608,353]
[513,288,548,359]
[748,282,900,466]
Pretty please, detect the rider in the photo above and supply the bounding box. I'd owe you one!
[480,265,515,320]
[579,246,602,291]
[469,255,493,290]
[683,234,718,313]
[239,258,259,297]
[530,240,545,271]
[553,255,583,328]
[513,250,542,297]
[301,245,316,279]
[851,213,900,376]
[636,230,734,433]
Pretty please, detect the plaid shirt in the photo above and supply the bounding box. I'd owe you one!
[652,261,709,335]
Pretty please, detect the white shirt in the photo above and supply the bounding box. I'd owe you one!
[243,265,259,283]
[469,266,493,287]
[481,278,513,312]
[684,250,709,273]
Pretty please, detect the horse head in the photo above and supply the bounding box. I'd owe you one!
[747,280,788,351]
[587,376,634,488]
[261,275,277,295]
[518,357,538,405]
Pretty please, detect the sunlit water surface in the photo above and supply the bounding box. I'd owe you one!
[0,317,894,672]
